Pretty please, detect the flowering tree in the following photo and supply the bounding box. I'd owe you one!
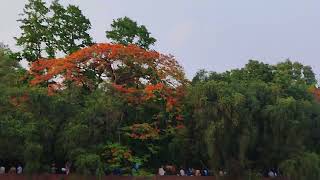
[29,42,186,122]
[30,43,186,88]
[29,43,187,170]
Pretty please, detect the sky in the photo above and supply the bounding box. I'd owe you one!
[1,0,320,79]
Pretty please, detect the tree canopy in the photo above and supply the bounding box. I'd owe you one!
[16,0,92,61]
[179,60,320,178]
[106,17,157,49]
[1,0,320,178]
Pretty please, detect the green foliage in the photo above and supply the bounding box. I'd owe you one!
[0,42,12,56]
[49,0,93,55]
[184,60,320,176]
[101,143,144,174]
[3,3,320,176]
[75,153,104,176]
[16,0,92,61]
[279,152,320,180]
[24,142,43,174]
[16,0,49,61]
[106,16,156,49]
[0,49,29,162]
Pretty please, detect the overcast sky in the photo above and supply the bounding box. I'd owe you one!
[1,0,320,79]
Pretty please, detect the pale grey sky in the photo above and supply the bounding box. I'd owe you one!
[1,0,320,79]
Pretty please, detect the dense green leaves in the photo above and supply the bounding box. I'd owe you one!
[2,1,320,177]
[2,47,320,177]
[49,0,93,55]
[279,152,320,180]
[181,60,320,177]
[16,0,92,61]
[106,17,156,49]
[16,0,49,61]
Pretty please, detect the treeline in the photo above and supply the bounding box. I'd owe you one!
[1,0,320,179]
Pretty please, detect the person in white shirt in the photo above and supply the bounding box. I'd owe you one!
[195,169,201,176]
[179,168,185,176]
[9,166,16,174]
[268,170,275,177]
[0,166,5,174]
[17,165,23,174]
[158,166,165,176]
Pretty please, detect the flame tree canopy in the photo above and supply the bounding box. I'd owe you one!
[29,43,186,90]
[29,43,187,123]
[27,43,188,169]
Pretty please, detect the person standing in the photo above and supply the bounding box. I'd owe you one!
[187,168,193,176]
[202,169,208,176]
[158,166,165,176]
[268,169,275,177]
[219,170,224,176]
[195,169,201,176]
[65,161,71,175]
[179,167,185,176]
[17,165,23,174]
[9,166,16,174]
[0,166,5,174]
[51,163,57,174]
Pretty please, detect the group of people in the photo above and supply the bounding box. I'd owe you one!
[0,165,23,174]
[266,168,279,178]
[0,162,71,175]
[50,162,71,175]
[158,165,210,176]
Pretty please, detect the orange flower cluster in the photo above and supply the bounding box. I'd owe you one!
[29,43,187,128]
[112,84,138,94]
[48,83,64,96]
[176,114,184,121]
[310,86,320,102]
[127,123,160,140]
[144,83,164,100]
[112,81,184,112]
[108,147,133,164]
[10,94,29,107]
[176,124,186,129]
[29,43,187,92]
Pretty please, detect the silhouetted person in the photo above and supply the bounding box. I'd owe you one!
[51,163,57,174]
[0,166,5,174]
[9,166,16,174]
[17,165,23,174]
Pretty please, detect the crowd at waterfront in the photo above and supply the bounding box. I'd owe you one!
[158,165,209,176]
[0,163,280,178]
[0,165,23,174]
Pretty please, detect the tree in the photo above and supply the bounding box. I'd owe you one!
[106,17,156,49]
[0,42,11,56]
[28,43,187,173]
[0,42,8,52]
[0,48,37,170]
[29,43,186,90]
[183,60,320,177]
[16,0,49,61]
[28,43,187,131]
[49,0,93,55]
[273,60,316,86]
[16,0,93,61]
[280,152,320,180]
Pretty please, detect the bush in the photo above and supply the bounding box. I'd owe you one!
[24,142,43,174]
[101,143,144,175]
[280,152,320,180]
[75,153,104,176]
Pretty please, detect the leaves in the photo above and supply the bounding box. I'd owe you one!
[29,43,186,90]
[106,16,156,49]
[183,60,320,176]
[16,0,92,61]
[101,143,144,173]
[123,123,160,140]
